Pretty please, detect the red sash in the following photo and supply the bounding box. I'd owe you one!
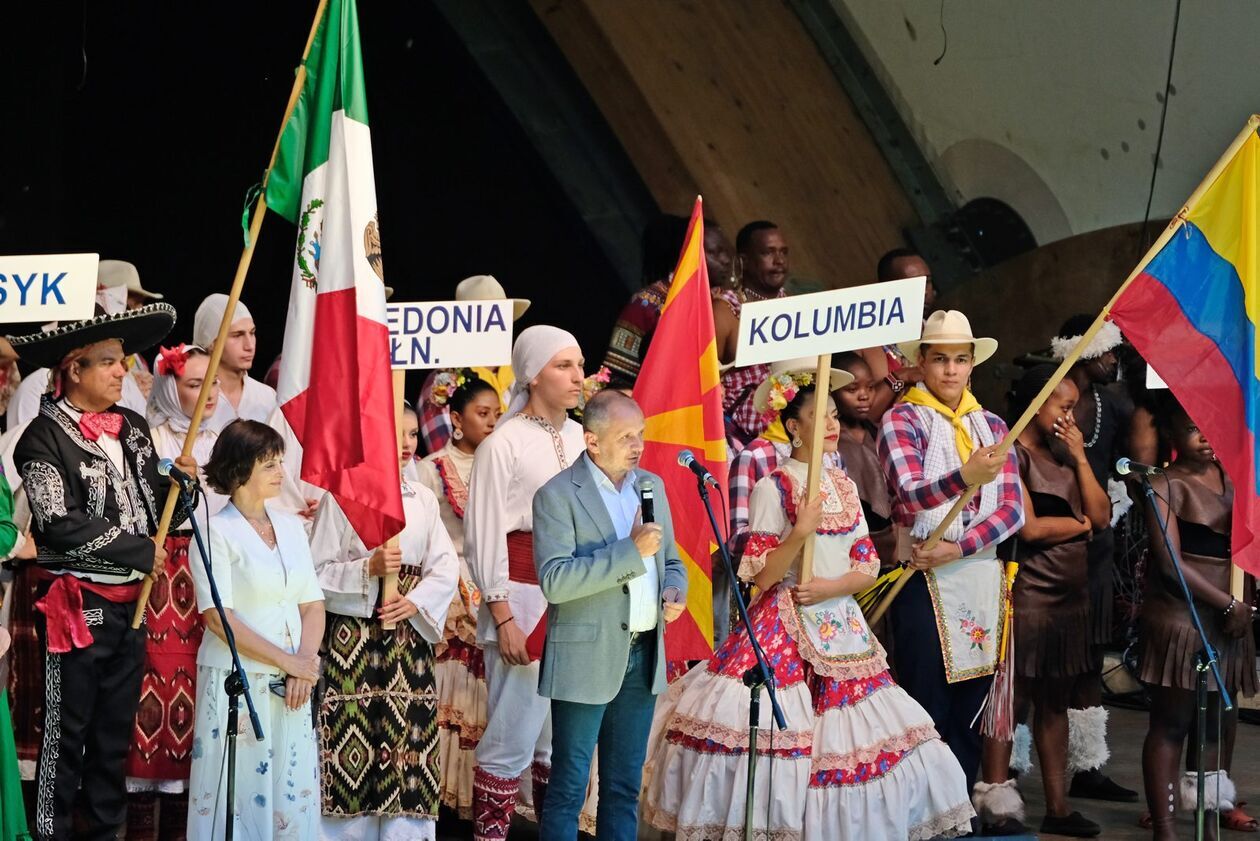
[33,568,143,654]
[505,530,547,661]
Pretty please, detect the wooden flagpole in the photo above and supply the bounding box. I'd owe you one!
[133,0,331,628]
[868,115,1260,625]
[380,369,405,630]
[799,354,832,583]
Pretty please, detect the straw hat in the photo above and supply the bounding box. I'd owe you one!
[898,309,998,366]
[97,259,164,301]
[752,356,853,415]
[455,275,530,321]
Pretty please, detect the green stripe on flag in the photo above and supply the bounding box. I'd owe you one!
[266,0,371,223]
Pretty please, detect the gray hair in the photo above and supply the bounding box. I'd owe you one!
[582,390,641,435]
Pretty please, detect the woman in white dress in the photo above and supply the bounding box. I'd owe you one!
[416,374,500,820]
[643,379,975,840]
[186,420,325,840]
[311,403,459,840]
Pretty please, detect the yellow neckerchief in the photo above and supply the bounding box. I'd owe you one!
[762,416,789,445]
[901,384,983,461]
[471,365,515,413]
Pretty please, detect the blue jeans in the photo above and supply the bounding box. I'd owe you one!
[539,633,657,841]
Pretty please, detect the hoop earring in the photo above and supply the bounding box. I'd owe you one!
[791,435,803,448]
[452,427,464,441]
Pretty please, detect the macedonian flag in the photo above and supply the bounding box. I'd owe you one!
[636,197,729,661]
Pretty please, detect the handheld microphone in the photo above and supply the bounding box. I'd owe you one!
[158,457,199,490]
[637,477,655,524]
[677,449,719,489]
[1116,457,1164,477]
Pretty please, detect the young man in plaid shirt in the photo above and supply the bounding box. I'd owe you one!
[876,310,1024,810]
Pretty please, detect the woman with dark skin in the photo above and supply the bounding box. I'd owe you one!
[1140,402,1257,840]
[973,368,1110,838]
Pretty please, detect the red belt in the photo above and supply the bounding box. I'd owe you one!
[504,530,546,661]
[506,531,537,584]
[32,568,143,654]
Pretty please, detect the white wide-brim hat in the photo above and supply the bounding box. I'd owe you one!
[455,274,530,321]
[898,309,998,366]
[98,259,164,300]
[752,356,854,415]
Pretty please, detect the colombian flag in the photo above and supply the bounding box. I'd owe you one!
[1110,121,1260,574]
[637,198,728,660]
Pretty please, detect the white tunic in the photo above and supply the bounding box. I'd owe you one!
[309,479,459,643]
[220,375,278,424]
[464,413,583,645]
[149,421,229,521]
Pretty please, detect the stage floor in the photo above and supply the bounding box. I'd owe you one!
[435,704,1259,840]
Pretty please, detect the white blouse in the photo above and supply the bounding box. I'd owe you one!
[308,479,459,644]
[191,502,325,675]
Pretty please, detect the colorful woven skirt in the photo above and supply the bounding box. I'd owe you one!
[319,594,440,818]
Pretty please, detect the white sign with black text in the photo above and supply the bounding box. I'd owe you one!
[386,300,512,369]
[734,276,926,367]
[0,254,99,323]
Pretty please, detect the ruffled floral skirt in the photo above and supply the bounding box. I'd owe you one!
[643,584,974,841]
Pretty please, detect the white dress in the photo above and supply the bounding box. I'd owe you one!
[643,459,975,840]
[186,503,325,840]
[416,445,485,820]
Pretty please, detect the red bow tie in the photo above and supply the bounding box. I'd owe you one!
[79,411,123,442]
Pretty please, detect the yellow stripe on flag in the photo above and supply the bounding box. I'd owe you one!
[1187,132,1260,379]
[677,542,714,645]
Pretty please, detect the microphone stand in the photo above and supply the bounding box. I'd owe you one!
[179,476,264,841]
[693,474,787,841]
[1140,474,1231,841]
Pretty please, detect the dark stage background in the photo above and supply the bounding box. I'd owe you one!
[0,2,629,392]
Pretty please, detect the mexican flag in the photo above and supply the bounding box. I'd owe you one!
[267,0,404,547]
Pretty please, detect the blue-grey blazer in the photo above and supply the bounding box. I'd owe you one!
[532,453,687,704]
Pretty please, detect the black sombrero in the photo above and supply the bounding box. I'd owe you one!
[7,302,176,368]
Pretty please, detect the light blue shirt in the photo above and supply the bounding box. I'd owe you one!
[585,456,659,632]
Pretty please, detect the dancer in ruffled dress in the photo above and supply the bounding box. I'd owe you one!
[644,378,974,840]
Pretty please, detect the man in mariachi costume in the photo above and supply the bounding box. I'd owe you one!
[877,310,1024,804]
[9,303,194,841]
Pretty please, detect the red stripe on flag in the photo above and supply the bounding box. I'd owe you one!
[1111,274,1260,573]
[637,199,728,661]
[282,288,404,548]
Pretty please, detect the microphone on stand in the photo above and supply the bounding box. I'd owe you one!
[1116,457,1164,477]
[677,449,719,489]
[637,476,656,524]
[158,457,199,491]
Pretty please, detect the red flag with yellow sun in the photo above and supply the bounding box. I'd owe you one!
[636,197,729,661]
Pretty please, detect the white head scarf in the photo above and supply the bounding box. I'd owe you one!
[146,344,229,437]
[502,325,580,420]
[193,294,254,349]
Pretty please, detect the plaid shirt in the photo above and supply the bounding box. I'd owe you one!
[877,402,1023,557]
[727,438,842,558]
[721,363,771,445]
[417,370,453,456]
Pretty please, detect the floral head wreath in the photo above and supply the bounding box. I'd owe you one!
[570,366,612,420]
[763,370,814,417]
[155,343,207,378]
[429,368,477,408]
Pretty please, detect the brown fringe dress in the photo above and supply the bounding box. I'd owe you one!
[1010,443,1093,680]
[1138,465,1257,695]
[837,424,897,566]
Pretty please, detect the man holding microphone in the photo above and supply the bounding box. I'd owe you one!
[531,390,687,841]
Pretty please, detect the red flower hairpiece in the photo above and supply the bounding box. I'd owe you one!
[156,344,190,378]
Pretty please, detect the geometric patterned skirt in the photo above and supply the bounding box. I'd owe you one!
[127,534,203,788]
[319,592,440,818]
